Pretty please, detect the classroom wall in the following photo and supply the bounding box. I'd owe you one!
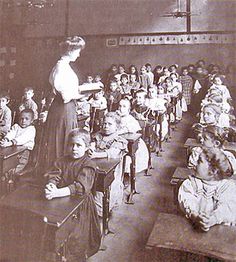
[15,35,235,94]
[76,36,236,78]
[2,0,236,95]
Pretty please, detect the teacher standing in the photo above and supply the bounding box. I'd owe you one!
[42,36,85,168]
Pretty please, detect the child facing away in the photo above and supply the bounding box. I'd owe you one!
[0,109,36,174]
[18,87,38,121]
[0,92,12,138]
[88,112,127,214]
[117,98,149,173]
[44,128,101,261]
[179,126,236,232]
[105,79,122,112]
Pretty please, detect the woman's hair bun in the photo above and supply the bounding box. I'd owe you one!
[60,36,85,54]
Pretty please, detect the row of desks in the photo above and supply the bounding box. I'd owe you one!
[0,133,142,261]
[146,137,236,262]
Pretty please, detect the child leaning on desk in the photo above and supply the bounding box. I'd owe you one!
[44,128,101,262]
[0,109,36,175]
[88,112,127,215]
[178,125,236,232]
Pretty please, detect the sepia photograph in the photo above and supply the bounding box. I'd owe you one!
[0,0,236,261]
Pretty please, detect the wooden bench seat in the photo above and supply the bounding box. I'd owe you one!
[146,212,236,262]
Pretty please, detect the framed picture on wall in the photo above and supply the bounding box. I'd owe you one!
[106,38,118,47]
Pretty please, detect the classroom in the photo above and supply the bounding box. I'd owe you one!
[0,0,236,261]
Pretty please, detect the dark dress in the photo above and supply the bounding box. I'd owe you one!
[42,94,78,168]
[48,154,101,262]
[41,58,79,169]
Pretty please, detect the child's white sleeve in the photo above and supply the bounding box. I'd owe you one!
[188,146,202,169]
[178,179,199,218]
[5,124,18,141]
[212,181,236,225]
[13,126,36,147]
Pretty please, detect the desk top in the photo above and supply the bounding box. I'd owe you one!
[122,133,142,142]
[0,183,84,227]
[146,212,236,261]
[95,158,121,174]
[171,167,192,182]
[0,146,27,159]
[184,138,236,155]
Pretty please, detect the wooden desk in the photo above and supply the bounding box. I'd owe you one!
[146,212,236,262]
[184,138,236,157]
[0,183,84,262]
[21,158,120,237]
[122,133,142,204]
[0,146,27,196]
[170,167,192,204]
[94,158,121,235]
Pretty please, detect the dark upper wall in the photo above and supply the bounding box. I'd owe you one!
[1,0,236,95]
[7,0,236,37]
[68,0,186,35]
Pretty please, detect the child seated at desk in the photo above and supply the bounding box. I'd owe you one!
[18,87,38,121]
[0,92,12,139]
[117,98,149,173]
[178,128,236,232]
[89,89,107,110]
[188,125,236,171]
[145,85,169,140]
[88,112,127,214]
[199,103,230,129]
[106,79,122,112]
[120,73,132,98]
[94,74,104,88]
[44,128,101,261]
[132,89,149,122]
[206,74,231,102]
[0,109,36,174]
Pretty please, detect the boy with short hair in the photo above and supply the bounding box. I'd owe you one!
[0,109,36,174]
[19,87,38,121]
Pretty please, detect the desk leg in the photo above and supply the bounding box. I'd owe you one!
[157,118,164,157]
[126,154,140,204]
[102,187,114,236]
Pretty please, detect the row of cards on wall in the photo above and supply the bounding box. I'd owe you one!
[106,33,236,47]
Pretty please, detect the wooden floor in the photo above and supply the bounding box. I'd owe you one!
[90,112,196,262]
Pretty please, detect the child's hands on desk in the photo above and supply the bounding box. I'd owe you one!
[45,183,71,200]
[198,213,217,232]
[45,183,58,200]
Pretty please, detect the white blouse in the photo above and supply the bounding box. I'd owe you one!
[49,58,80,103]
